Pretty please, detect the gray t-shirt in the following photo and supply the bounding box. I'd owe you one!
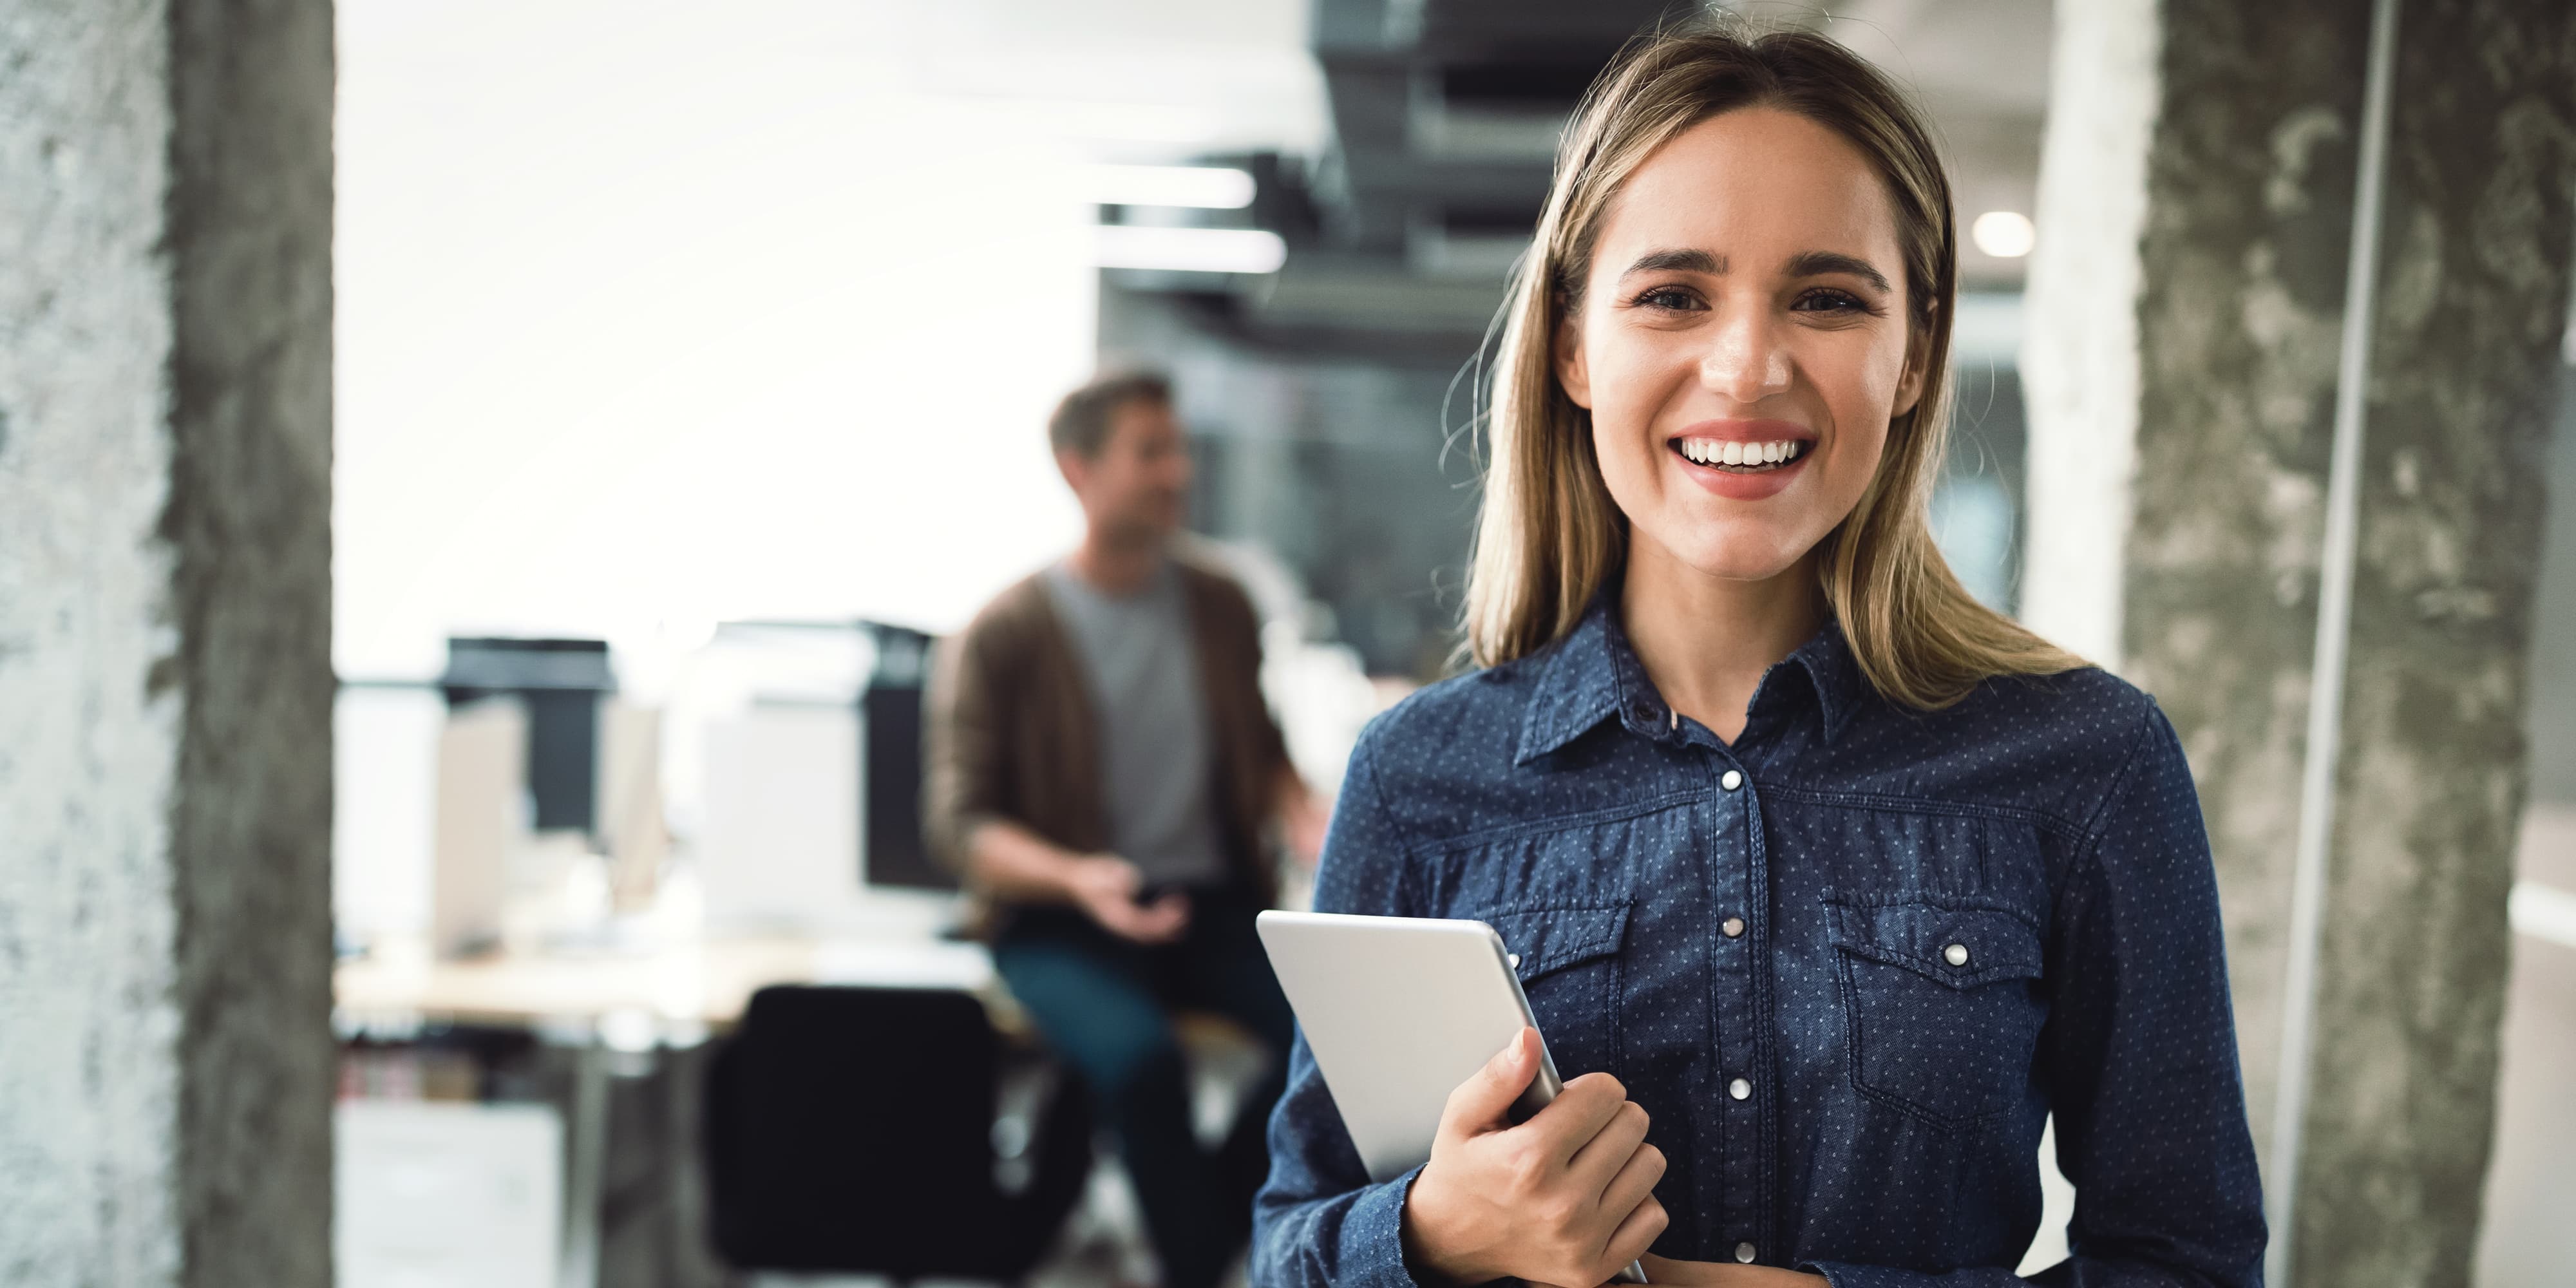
[1041,560,1227,887]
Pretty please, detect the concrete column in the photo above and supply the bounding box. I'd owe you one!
[0,2,335,1286]
[2025,0,2576,1282]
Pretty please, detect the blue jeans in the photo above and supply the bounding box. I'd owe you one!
[992,885,1294,1288]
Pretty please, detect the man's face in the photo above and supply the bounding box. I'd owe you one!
[1060,397,1192,545]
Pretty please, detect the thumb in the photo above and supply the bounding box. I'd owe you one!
[1442,1027,1539,1135]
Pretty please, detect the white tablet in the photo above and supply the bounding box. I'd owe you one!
[1256,910,1650,1283]
[1257,909,1564,1180]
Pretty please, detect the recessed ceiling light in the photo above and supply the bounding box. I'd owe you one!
[1972,210,2036,259]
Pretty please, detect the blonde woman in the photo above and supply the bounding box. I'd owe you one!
[1252,23,2264,1288]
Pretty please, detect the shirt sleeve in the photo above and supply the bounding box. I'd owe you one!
[1251,730,1432,1288]
[1803,702,2267,1288]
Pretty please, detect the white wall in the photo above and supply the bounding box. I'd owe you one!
[336,0,1135,678]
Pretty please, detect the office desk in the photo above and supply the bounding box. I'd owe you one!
[334,931,1004,1032]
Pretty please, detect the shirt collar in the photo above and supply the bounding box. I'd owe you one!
[1512,592,1865,764]
[1787,615,1866,744]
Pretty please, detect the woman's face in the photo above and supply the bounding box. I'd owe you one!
[1557,106,1926,586]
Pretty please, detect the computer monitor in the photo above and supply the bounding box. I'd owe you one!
[860,623,955,893]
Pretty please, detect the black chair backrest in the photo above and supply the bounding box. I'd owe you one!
[706,986,1002,1271]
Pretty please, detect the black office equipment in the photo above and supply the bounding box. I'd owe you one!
[440,636,615,835]
[860,622,955,892]
[702,986,1092,1282]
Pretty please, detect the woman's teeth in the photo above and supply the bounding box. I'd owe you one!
[1676,438,1806,470]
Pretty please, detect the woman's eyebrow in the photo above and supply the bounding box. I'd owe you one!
[1785,250,1891,292]
[1619,247,1892,294]
[1622,247,1725,277]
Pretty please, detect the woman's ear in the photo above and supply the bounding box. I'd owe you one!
[1891,308,1934,417]
[1554,314,1594,410]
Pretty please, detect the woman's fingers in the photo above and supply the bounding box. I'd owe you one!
[1531,1071,1633,1164]
[1593,1139,1665,1224]
[1600,1189,1670,1276]
[1440,1028,1540,1135]
[1566,1098,1653,1191]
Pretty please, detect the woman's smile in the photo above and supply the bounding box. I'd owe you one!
[1667,418,1817,500]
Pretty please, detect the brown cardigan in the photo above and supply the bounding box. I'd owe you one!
[922,552,1291,938]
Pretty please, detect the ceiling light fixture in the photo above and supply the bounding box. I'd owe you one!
[1971,210,2036,259]
[1087,164,1257,210]
[1093,225,1286,274]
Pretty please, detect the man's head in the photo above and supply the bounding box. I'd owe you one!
[1051,371,1191,548]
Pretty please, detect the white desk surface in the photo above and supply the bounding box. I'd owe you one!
[334,931,1003,1032]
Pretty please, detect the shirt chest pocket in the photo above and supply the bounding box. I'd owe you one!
[1827,899,2047,1129]
[1481,902,1631,1079]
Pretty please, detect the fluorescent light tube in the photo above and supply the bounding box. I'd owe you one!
[1093,225,1285,274]
[1087,164,1257,209]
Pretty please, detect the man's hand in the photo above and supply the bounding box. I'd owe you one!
[1282,790,1331,867]
[1400,1028,1668,1288]
[1065,855,1191,944]
[1274,770,1331,867]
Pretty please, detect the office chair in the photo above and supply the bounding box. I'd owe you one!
[703,985,1094,1283]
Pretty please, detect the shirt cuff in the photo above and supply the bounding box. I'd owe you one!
[1343,1164,1432,1288]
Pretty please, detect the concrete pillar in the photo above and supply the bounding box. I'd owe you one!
[0,2,335,1285]
[2024,0,2576,1282]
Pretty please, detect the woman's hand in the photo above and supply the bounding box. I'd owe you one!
[1629,1254,1827,1286]
[1526,1255,1828,1288]
[1400,1028,1669,1288]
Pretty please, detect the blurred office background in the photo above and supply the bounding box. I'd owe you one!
[327,3,2055,1276]
[3,1,2570,1287]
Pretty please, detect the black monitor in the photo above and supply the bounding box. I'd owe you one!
[860,623,954,893]
[439,636,614,836]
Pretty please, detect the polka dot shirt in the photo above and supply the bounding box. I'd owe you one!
[1251,597,2266,1287]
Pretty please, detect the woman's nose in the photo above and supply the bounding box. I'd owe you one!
[1698,307,1792,403]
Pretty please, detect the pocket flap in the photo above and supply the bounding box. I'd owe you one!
[1827,900,2043,988]
[1481,904,1631,981]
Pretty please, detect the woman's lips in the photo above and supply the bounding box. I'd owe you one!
[1667,421,1815,500]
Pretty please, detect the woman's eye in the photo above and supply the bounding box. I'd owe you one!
[1794,289,1869,314]
[1633,286,1704,312]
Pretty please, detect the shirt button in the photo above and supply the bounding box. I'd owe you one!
[1506,952,1522,969]
[1728,1077,1751,1101]
[1734,1242,1756,1264]
[1944,942,1970,967]
[1720,769,1743,791]
[1721,916,1745,938]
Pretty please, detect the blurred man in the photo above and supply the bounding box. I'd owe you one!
[925,370,1326,1288]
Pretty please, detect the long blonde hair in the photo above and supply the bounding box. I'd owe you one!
[1462,19,2083,708]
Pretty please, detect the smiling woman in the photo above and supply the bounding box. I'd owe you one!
[1464,24,2081,712]
[1253,17,2266,1288]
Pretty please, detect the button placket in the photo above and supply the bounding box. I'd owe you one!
[1705,755,1768,1260]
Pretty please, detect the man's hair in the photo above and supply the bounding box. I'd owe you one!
[1048,370,1172,459]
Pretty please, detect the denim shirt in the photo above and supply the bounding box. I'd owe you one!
[1252,601,2265,1287]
